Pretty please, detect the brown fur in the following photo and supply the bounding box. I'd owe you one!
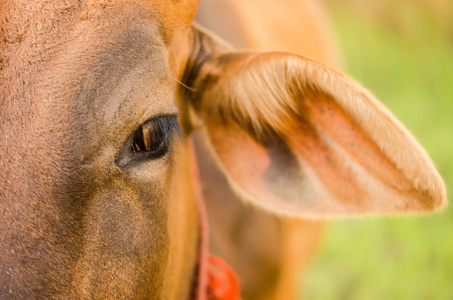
[1,1,199,298]
[0,1,446,300]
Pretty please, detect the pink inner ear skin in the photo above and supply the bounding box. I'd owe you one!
[202,90,436,217]
[205,116,340,215]
[297,92,433,210]
[284,100,367,209]
[204,116,289,209]
[206,117,271,193]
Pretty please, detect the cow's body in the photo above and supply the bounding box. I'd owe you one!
[0,1,446,299]
[195,1,336,298]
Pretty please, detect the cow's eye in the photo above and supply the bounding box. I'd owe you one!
[116,115,181,168]
[132,119,166,154]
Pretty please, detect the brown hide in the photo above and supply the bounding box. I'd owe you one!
[0,1,199,299]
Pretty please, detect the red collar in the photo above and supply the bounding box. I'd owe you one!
[188,139,241,300]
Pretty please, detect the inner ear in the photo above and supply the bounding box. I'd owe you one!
[182,48,446,218]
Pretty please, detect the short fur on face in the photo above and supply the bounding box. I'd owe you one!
[0,1,199,298]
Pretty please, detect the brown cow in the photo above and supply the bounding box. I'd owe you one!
[0,1,446,300]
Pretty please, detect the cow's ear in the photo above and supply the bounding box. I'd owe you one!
[182,31,447,219]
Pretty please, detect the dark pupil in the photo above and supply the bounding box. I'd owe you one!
[132,120,165,152]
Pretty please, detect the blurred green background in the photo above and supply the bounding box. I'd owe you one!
[300,0,453,299]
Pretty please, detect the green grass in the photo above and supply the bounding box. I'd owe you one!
[300,9,453,300]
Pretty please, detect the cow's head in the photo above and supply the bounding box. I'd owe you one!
[0,0,446,299]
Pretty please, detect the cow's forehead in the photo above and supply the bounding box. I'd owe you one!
[0,0,198,49]
[1,0,187,114]
[0,0,196,86]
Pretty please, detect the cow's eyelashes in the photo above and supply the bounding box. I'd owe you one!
[116,115,181,168]
[132,119,167,154]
